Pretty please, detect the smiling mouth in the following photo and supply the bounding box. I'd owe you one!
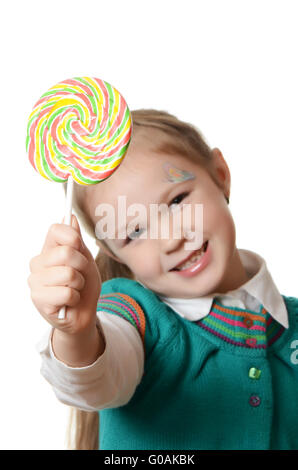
[170,241,209,271]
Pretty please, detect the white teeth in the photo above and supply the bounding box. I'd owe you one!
[171,241,208,272]
[176,249,204,271]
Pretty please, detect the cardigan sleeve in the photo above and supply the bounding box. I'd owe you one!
[98,277,173,359]
[37,303,144,412]
[37,277,167,411]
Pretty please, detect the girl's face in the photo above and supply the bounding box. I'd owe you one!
[87,135,248,298]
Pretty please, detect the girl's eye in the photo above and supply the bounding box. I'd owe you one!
[169,192,189,207]
[126,225,145,244]
[124,193,189,245]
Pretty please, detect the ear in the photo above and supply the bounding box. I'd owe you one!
[95,239,125,264]
[211,147,231,201]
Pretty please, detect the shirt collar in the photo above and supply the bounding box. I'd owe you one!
[137,249,289,329]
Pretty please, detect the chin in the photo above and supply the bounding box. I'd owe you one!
[194,257,227,297]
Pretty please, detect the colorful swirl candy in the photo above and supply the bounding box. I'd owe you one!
[27,77,132,320]
[26,77,132,185]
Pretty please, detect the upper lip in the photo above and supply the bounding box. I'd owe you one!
[170,240,208,271]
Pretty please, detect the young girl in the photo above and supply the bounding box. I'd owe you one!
[29,109,298,450]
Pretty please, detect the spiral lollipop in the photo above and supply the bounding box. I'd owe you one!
[26,77,132,318]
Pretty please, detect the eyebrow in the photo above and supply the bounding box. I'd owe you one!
[114,180,189,241]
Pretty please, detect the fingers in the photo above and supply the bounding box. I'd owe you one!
[29,266,85,291]
[31,286,81,314]
[42,218,84,253]
[30,245,88,273]
[28,215,101,329]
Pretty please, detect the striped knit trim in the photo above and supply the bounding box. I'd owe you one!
[196,301,285,349]
[97,293,146,345]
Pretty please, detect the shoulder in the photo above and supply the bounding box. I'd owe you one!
[99,277,165,319]
[101,277,156,300]
[282,294,298,308]
[98,278,179,355]
[282,294,298,327]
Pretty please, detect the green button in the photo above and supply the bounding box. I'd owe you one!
[249,367,261,379]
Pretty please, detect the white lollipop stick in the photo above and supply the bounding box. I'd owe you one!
[58,176,74,320]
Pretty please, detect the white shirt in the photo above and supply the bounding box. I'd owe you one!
[37,248,289,411]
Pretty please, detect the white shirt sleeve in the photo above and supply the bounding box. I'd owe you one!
[36,312,144,412]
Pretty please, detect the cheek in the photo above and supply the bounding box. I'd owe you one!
[127,245,159,276]
[213,211,236,248]
[204,200,235,242]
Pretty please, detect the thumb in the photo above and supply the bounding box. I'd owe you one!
[61,213,84,243]
[62,214,82,236]
[70,214,85,248]
[70,214,93,259]
[70,214,82,235]
[61,213,81,230]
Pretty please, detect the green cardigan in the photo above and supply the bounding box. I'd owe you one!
[96,277,298,450]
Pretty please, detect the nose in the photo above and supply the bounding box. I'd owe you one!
[162,235,186,255]
[158,206,191,254]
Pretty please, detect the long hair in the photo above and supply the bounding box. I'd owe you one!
[66,109,220,450]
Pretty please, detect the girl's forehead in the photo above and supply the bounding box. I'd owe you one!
[88,149,200,212]
[123,144,198,176]
[118,150,195,183]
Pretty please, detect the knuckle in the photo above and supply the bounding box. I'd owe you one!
[29,256,38,272]
[49,223,59,237]
[30,290,39,306]
[27,274,32,288]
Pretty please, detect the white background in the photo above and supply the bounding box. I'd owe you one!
[1,0,297,450]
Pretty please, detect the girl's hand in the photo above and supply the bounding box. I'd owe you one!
[28,215,102,335]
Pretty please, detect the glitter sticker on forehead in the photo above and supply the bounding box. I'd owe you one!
[162,162,195,183]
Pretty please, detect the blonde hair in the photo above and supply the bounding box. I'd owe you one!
[66,108,225,450]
